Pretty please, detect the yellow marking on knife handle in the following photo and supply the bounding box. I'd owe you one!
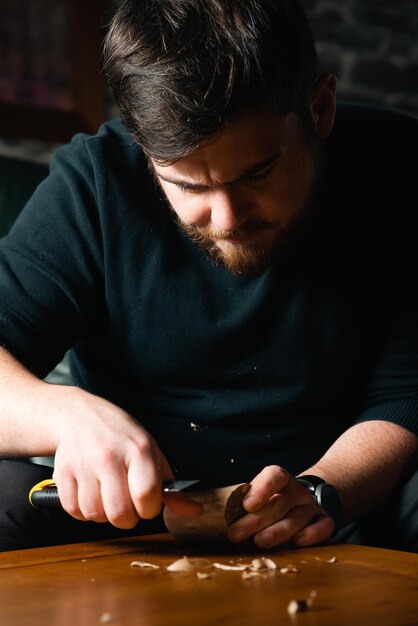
[29,479,57,507]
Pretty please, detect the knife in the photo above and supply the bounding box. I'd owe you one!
[29,478,200,509]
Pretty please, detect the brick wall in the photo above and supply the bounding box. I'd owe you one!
[303,0,418,117]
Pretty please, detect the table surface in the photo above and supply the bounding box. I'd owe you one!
[0,534,417,626]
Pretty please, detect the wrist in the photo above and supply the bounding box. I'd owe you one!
[34,383,99,453]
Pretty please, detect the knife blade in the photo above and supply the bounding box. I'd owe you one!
[163,479,199,492]
[29,478,200,509]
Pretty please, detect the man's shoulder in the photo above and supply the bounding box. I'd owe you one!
[335,101,417,130]
[333,102,417,152]
[92,117,137,147]
[65,118,141,160]
[329,102,417,174]
[50,118,148,188]
[327,103,418,281]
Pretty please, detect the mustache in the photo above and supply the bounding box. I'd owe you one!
[197,220,277,241]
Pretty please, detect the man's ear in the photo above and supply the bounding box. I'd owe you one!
[310,72,337,140]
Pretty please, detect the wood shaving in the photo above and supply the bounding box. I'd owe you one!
[212,562,248,571]
[130,561,160,569]
[166,556,210,572]
[242,570,266,580]
[307,590,317,607]
[315,555,338,563]
[250,557,277,571]
[287,590,317,615]
[279,563,299,574]
[197,571,214,580]
[287,599,308,615]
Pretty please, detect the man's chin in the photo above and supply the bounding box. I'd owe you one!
[206,239,273,276]
[178,222,279,276]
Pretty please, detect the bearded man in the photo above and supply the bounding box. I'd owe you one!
[0,0,417,552]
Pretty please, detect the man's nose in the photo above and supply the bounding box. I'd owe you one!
[209,187,250,232]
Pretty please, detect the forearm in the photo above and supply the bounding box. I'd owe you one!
[300,420,418,525]
[0,347,71,456]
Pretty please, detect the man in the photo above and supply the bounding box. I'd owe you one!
[0,0,417,552]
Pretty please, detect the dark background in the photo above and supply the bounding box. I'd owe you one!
[0,0,416,163]
[304,0,418,118]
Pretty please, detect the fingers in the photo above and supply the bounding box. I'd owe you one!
[54,463,138,527]
[100,467,140,528]
[163,492,204,516]
[242,465,290,513]
[254,508,324,550]
[127,451,164,521]
[228,467,335,549]
[54,432,174,527]
[292,515,335,548]
[128,447,203,518]
[52,471,89,522]
[228,491,309,545]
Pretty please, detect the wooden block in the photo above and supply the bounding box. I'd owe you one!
[164,483,251,542]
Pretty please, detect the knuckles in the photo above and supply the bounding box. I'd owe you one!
[259,465,289,492]
[79,509,107,523]
[106,510,139,529]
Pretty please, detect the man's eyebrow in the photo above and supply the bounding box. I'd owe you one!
[156,152,281,189]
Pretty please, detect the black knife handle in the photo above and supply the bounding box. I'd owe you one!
[30,486,62,508]
[30,479,200,509]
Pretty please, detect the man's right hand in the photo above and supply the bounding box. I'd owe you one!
[50,386,202,528]
[0,347,202,528]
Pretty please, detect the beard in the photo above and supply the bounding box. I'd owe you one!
[175,146,326,277]
[178,220,275,275]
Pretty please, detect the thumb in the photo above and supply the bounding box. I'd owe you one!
[163,491,204,516]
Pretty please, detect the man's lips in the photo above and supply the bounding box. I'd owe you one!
[212,224,277,245]
[216,232,260,245]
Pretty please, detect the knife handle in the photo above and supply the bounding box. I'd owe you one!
[30,485,62,508]
[29,478,200,509]
[29,479,62,508]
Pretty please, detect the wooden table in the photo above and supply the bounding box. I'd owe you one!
[0,534,417,626]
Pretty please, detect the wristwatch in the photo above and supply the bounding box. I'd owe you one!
[296,475,343,526]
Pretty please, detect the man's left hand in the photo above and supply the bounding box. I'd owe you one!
[226,465,335,549]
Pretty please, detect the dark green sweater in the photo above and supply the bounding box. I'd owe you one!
[0,104,417,486]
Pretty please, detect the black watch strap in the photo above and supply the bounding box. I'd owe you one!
[296,474,343,526]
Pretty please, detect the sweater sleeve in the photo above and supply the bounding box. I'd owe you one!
[334,107,418,437]
[354,296,418,435]
[0,136,104,378]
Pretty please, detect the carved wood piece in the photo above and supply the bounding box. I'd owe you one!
[163,483,251,542]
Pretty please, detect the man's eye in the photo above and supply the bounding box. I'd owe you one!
[246,170,273,184]
[175,183,204,193]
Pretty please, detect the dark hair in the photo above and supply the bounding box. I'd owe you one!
[104,0,318,162]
